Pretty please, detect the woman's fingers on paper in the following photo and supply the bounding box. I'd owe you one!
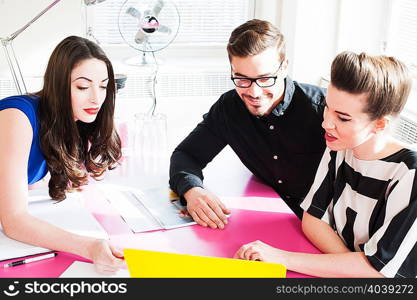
[113,256,126,268]
[110,246,124,259]
[95,257,126,275]
[100,268,117,275]
[94,264,118,275]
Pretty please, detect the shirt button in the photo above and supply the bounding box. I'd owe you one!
[269,125,274,130]
[273,155,278,160]
[278,179,283,184]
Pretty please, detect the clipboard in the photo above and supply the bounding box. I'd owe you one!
[124,248,286,278]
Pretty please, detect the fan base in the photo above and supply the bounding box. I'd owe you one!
[124,54,163,66]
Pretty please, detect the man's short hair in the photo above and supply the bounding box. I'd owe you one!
[331,51,412,120]
[227,19,285,61]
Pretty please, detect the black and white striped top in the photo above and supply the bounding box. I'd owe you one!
[300,147,417,278]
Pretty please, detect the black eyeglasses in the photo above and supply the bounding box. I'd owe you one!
[230,61,283,88]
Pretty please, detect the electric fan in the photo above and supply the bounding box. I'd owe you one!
[118,0,180,65]
[118,0,180,116]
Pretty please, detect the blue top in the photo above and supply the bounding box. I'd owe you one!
[0,95,47,184]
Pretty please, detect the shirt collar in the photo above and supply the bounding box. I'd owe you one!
[270,76,295,117]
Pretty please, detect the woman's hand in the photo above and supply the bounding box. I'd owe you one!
[88,239,126,275]
[233,240,287,265]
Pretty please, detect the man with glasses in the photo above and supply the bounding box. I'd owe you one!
[169,19,326,228]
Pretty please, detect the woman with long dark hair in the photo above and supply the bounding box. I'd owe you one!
[0,36,123,274]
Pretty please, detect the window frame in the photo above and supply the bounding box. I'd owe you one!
[85,0,256,53]
[385,0,417,114]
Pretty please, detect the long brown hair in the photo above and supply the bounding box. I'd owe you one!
[36,36,122,200]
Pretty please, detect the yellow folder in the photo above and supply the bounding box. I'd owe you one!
[124,248,286,278]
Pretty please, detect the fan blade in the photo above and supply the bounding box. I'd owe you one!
[152,0,164,16]
[134,30,146,44]
[84,0,106,5]
[158,25,171,34]
[126,7,141,19]
[143,9,152,16]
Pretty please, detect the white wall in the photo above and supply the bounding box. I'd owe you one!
[254,0,282,25]
[280,0,339,84]
[279,0,389,85]
[0,0,83,80]
[336,0,390,55]
[0,0,395,88]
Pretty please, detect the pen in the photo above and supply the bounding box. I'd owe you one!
[3,252,57,268]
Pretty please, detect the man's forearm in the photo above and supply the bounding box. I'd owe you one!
[169,150,205,196]
[169,109,227,199]
[171,173,204,197]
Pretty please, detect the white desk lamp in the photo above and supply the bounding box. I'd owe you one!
[0,0,106,95]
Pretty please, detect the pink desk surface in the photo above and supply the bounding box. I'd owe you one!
[1,150,317,278]
[110,209,321,278]
[0,206,320,278]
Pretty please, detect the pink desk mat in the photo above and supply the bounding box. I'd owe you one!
[110,208,321,278]
[0,252,88,278]
[0,209,319,278]
[1,175,316,278]
[243,176,278,198]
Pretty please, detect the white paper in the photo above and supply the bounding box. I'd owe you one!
[98,184,196,233]
[0,189,108,261]
[59,261,130,278]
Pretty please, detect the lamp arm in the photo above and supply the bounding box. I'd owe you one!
[0,0,62,94]
[5,0,63,42]
[0,0,105,95]
[1,41,27,94]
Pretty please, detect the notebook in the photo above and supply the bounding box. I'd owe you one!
[0,189,108,261]
[124,248,286,278]
[98,184,199,233]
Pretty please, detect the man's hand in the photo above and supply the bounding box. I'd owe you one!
[183,187,231,229]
